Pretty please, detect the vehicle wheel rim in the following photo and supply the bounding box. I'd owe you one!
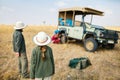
[86,41,94,50]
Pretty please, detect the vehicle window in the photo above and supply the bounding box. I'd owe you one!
[75,15,82,26]
[84,15,91,23]
[75,15,92,26]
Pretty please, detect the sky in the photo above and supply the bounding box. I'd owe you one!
[0,0,120,26]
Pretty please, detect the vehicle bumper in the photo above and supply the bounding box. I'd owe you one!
[97,38,118,44]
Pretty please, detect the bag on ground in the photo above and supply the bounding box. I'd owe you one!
[69,57,91,69]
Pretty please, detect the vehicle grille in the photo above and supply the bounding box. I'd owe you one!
[102,30,118,40]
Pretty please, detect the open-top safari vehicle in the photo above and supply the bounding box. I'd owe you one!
[57,7,119,52]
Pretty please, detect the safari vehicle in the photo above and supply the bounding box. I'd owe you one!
[58,7,119,52]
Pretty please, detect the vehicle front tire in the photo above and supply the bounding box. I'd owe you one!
[84,38,98,52]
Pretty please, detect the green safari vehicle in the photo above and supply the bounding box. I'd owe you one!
[57,7,119,52]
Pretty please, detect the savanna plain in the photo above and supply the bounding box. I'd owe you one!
[0,25,120,80]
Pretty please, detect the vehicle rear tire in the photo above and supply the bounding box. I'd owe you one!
[60,34,67,44]
[84,38,98,52]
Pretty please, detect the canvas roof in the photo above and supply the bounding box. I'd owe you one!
[59,7,104,16]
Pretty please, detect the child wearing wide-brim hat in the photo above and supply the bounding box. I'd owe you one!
[30,32,55,80]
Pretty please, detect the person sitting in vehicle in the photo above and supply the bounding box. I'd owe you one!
[59,18,64,26]
[51,30,61,44]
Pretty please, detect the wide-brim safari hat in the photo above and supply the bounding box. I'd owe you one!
[14,21,26,29]
[33,32,51,46]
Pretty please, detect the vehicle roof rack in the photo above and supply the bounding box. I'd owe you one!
[59,7,104,16]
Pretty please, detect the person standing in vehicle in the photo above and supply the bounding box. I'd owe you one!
[12,21,29,78]
[30,32,55,80]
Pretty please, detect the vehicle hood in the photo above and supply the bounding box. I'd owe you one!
[91,24,105,29]
[85,23,105,29]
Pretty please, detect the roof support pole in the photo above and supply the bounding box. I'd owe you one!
[64,11,66,25]
[72,11,75,26]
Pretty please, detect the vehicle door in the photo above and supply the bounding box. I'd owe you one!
[67,26,83,40]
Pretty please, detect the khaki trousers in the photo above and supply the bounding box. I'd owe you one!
[35,76,51,80]
[18,53,28,78]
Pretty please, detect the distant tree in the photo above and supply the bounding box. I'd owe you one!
[43,21,46,25]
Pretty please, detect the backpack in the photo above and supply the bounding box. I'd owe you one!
[69,57,91,70]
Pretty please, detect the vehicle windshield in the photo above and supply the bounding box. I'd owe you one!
[86,23,105,29]
[91,24,105,29]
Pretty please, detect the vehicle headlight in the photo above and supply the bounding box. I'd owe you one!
[97,30,104,37]
[99,32,104,37]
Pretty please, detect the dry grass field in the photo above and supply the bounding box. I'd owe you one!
[0,25,120,80]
